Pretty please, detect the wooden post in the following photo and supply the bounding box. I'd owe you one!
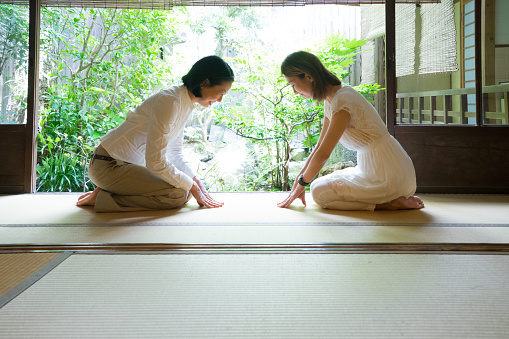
[482,0,496,119]
[409,97,414,124]
[418,97,424,124]
[461,94,469,124]
[504,91,509,125]
[399,97,404,124]
[375,36,387,124]
[483,93,490,124]
[475,0,483,126]
[481,0,495,87]
[444,95,452,124]
[25,0,41,193]
[431,96,437,124]
[386,0,396,134]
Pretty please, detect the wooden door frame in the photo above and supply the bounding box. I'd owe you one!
[25,0,41,193]
[0,0,39,194]
[386,0,509,193]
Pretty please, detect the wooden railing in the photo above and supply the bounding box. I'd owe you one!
[396,84,509,125]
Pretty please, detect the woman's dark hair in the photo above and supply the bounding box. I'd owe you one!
[182,55,235,98]
[281,51,341,102]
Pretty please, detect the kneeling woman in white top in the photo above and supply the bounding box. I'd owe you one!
[277,51,424,211]
[77,56,234,212]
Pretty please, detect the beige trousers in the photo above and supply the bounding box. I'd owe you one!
[88,146,190,212]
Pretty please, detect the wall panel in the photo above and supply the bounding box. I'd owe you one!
[395,125,509,193]
[0,126,27,193]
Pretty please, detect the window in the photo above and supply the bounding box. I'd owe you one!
[0,4,29,124]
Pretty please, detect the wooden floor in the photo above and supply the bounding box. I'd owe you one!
[1,193,509,337]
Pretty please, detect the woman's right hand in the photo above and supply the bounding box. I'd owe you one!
[291,172,302,191]
[190,183,224,208]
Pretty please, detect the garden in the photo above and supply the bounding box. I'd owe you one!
[0,5,382,192]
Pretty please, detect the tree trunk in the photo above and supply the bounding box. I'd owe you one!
[275,141,281,189]
[283,141,291,191]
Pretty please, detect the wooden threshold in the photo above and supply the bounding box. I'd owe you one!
[1,242,509,254]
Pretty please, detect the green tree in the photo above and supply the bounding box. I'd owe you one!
[37,7,183,191]
[214,34,382,191]
[0,5,29,124]
[187,7,262,144]
[314,34,383,103]
[0,5,28,78]
[216,47,321,191]
[187,7,261,57]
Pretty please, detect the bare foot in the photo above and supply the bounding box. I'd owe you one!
[76,187,101,206]
[375,196,424,210]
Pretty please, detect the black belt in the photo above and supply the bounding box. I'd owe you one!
[92,154,115,162]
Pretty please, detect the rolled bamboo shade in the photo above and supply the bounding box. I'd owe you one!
[419,0,457,74]
[1,0,441,9]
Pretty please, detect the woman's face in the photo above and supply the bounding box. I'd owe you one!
[285,74,313,99]
[196,81,233,107]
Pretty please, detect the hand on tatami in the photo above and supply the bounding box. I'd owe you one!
[190,182,224,208]
[193,177,214,200]
[277,185,306,208]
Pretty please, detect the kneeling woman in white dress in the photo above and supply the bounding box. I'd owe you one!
[277,51,424,211]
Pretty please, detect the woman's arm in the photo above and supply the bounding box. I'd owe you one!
[299,109,350,183]
[289,117,330,191]
[145,95,195,191]
[278,109,350,208]
[144,93,223,208]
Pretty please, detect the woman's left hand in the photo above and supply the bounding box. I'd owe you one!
[277,185,307,208]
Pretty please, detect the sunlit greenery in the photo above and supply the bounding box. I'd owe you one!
[0,5,29,124]
[37,7,184,191]
[1,5,382,192]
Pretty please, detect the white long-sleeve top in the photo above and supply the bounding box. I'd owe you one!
[100,85,196,191]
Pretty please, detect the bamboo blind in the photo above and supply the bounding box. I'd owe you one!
[419,0,458,74]
[0,0,441,9]
[396,4,416,77]
[361,0,455,81]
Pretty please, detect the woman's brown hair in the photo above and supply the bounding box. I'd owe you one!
[281,51,341,102]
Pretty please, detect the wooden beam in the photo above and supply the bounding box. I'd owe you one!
[481,0,496,87]
[1,243,509,254]
[385,0,396,133]
[475,0,483,125]
[482,0,496,116]
[25,0,41,193]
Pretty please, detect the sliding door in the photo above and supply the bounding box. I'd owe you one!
[389,0,509,193]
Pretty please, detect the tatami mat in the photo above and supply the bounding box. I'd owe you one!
[0,253,61,297]
[0,253,508,338]
[1,193,508,247]
[1,193,509,226]
[0,252,72,309]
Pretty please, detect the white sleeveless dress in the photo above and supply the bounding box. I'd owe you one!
[310,86,417,211]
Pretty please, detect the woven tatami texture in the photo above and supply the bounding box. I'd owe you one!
[0,253,60,297]
[1,193,508,226]
[0,253,508,338]
[1,193,508,246]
